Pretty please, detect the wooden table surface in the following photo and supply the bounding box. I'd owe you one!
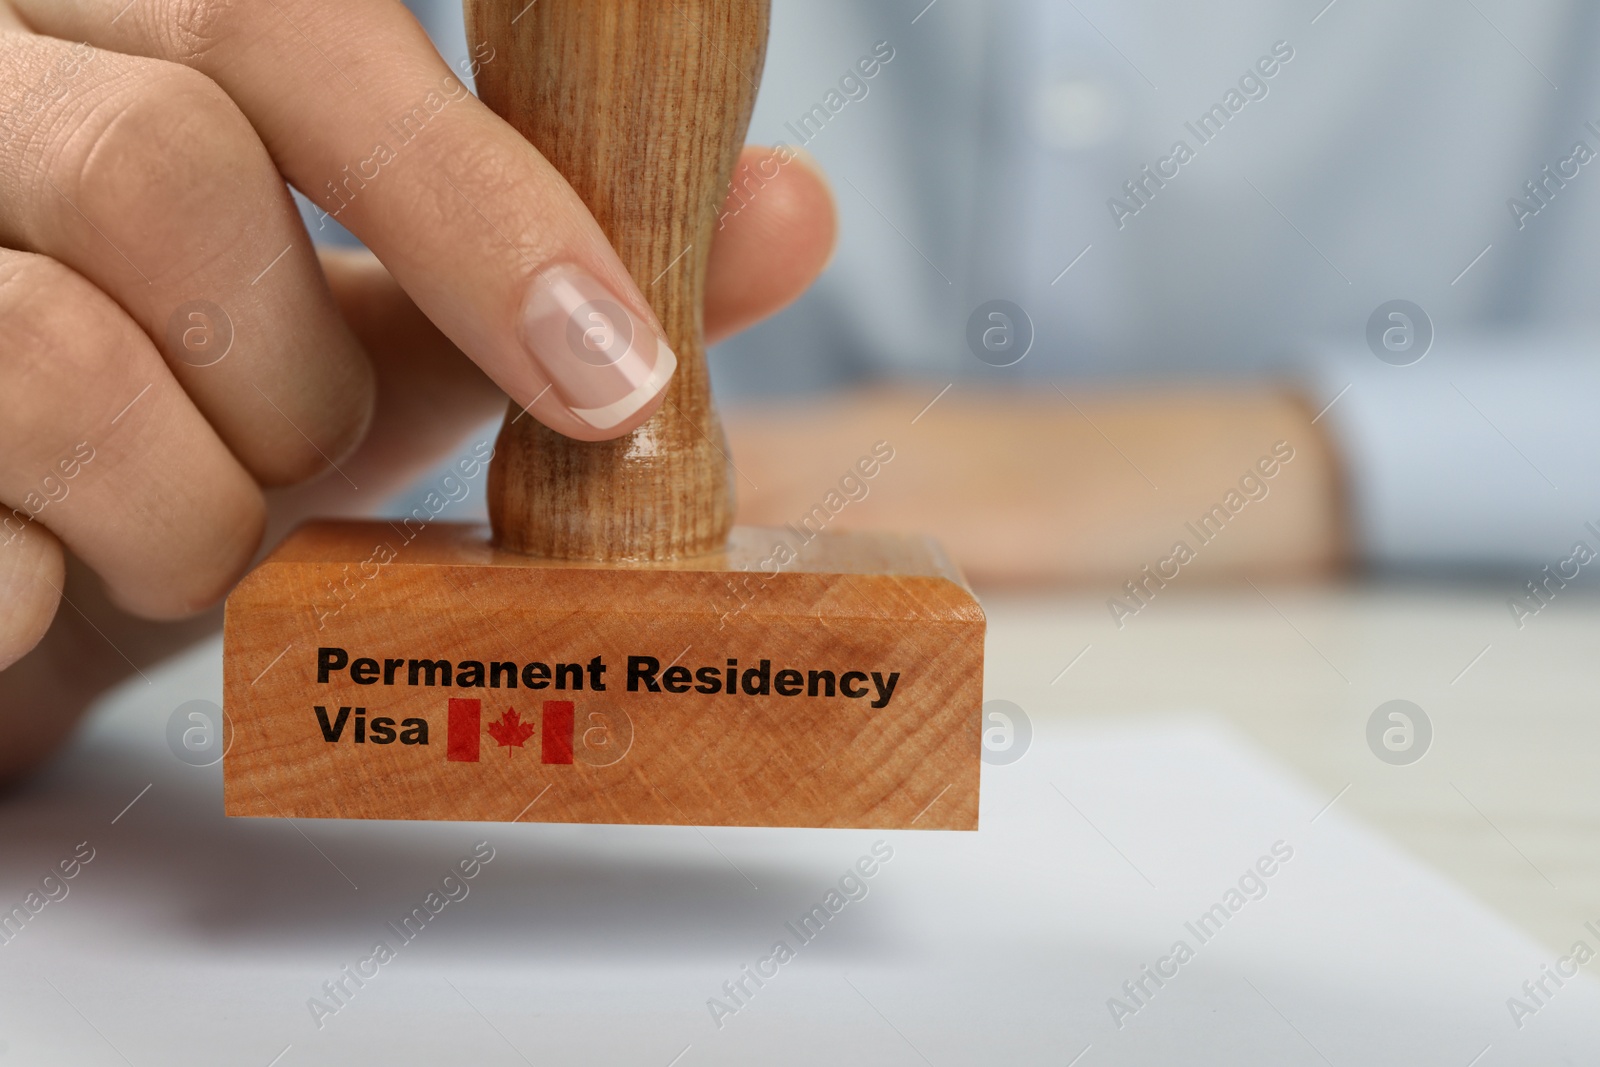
[984,579,1600,955]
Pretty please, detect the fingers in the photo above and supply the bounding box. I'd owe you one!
[0,250,265,619]
[706,147,838,346]
[307,145,839,430]
[263,248,508,537]
[0,31,375,487]
[289,150,839,526]
[0,513,63,671]
[18,0,679,442]
[318,249,504,466]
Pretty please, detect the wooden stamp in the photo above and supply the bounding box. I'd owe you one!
[221,0,985,829]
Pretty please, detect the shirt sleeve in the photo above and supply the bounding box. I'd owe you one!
[1305,335,1600,569]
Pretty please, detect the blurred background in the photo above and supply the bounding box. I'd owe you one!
[362,0,1600,587]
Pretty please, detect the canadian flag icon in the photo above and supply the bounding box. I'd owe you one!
[446,698,574,764]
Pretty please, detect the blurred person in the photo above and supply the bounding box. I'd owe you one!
[716,0,1600,585]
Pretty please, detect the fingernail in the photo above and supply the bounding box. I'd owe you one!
[518,266,677,432]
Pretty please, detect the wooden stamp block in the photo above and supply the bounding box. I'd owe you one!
[221,0,986,828]
[223,523,983,827]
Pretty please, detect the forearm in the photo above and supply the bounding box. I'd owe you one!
[724,385,1349,586]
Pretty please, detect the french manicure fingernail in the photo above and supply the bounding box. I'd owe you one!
[518,265,677,431]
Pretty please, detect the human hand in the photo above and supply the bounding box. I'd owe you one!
[0,0,835,780]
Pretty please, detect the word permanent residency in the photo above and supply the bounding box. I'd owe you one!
[316,647,903,709]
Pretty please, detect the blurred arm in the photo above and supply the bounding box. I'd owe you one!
[725,385,1348,587]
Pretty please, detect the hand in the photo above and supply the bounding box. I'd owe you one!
[0,0,836,782]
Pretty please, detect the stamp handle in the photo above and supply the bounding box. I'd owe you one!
[467,0,769,559]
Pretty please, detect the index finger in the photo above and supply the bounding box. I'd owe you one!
[17,0,676,441]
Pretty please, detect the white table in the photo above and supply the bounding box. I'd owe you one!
[995,582,1600,953]
[1,582,1595,1065]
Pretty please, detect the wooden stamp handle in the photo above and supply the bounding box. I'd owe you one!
[467,0,769,560]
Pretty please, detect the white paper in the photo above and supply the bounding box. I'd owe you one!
[1,637,1595,1064]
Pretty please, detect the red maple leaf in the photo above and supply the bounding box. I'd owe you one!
[486,707,536,754]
